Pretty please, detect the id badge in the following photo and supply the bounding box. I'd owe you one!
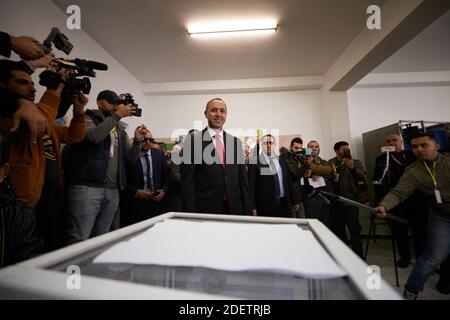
[435,189,443,204]
[334,173,340,182]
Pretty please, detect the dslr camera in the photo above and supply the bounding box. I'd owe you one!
[117,93,142,117]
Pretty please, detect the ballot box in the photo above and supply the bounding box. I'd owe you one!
[0,212,401,299]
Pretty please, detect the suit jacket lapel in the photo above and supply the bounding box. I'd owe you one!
[150,148,159,180]
[137,154,144,185]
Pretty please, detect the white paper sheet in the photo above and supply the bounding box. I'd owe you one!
[300,176,327,188]
[93,219,346,279]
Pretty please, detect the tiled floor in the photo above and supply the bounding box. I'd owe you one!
[363,237,449,300]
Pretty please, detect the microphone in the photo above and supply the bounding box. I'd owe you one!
[60,58,108,70]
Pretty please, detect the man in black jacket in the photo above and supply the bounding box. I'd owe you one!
[0,130,42,268]
[248,134,294,217]
[123,130,170,225]
[371,133,419,268]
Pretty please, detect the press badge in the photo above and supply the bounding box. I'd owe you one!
[434,189,443,204]
[334,173,340,182]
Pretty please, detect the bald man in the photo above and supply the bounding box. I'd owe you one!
[180,98,251,215]
[371,133,418,268]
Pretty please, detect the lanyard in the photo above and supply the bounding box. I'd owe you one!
[390,153,405,166]
[332,160,345,172]
[423,161,438,188]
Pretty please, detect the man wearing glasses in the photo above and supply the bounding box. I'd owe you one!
[122,131,169,225]
[248,134,294,217]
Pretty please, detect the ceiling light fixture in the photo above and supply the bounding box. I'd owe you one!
[187,19,278,38]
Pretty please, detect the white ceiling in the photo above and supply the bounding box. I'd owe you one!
[373,10,450,73]
[51,0,449,83]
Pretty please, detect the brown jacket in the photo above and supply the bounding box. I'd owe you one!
[328,157,367,202]
[308,156,334,180]
[2,92,85,208]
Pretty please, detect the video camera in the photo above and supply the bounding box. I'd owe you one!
[40,27,73,55]
[39,57,108,118]
[117,93,142,117]
[294,147,313,159]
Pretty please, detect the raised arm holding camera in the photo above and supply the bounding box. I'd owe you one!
[64,90,145,244]
[0,58,87,252]
[280,137,310,217]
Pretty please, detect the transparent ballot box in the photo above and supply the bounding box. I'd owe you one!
[0,212,401,299]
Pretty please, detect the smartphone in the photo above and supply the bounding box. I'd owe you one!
[343,148,352,159]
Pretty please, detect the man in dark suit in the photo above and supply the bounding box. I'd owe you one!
[123,130,169,225]
[180,98,251,215]
[248,134,294,218]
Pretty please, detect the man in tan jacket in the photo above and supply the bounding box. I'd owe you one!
[377,133,450,299]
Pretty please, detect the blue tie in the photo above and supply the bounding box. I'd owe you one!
[144,153,154,192]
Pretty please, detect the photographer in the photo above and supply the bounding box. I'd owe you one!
[64,90,146,244]
[0,56,56,145]
[0,59,87,252]
[0,31,53,142]
[328,141,366,258]
[280,137,308,218]
[302,140,334,227]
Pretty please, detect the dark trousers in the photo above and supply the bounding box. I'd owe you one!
[332,203,363,258]
[439,255,450,286]
[389,199,429,260]
[122,198,163,226]
[35,196,64,252]
[257,197,290,218]
[304,196,331,228]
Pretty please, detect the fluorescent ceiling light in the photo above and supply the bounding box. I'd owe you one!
[187,19,277,38]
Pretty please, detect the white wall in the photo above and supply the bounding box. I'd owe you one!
[146,89,323,146]
[0,0,145,135]
[347,84,450,165]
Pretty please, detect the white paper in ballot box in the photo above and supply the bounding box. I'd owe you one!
[93,219,347,279]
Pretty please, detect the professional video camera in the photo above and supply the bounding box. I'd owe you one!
[39,57,108,118]
[117,93,142,117]
[40,27,73,55]
[294,147,313,159]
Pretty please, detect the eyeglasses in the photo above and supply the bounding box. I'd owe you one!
[262,141,274,145]
[143,138,155,142]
